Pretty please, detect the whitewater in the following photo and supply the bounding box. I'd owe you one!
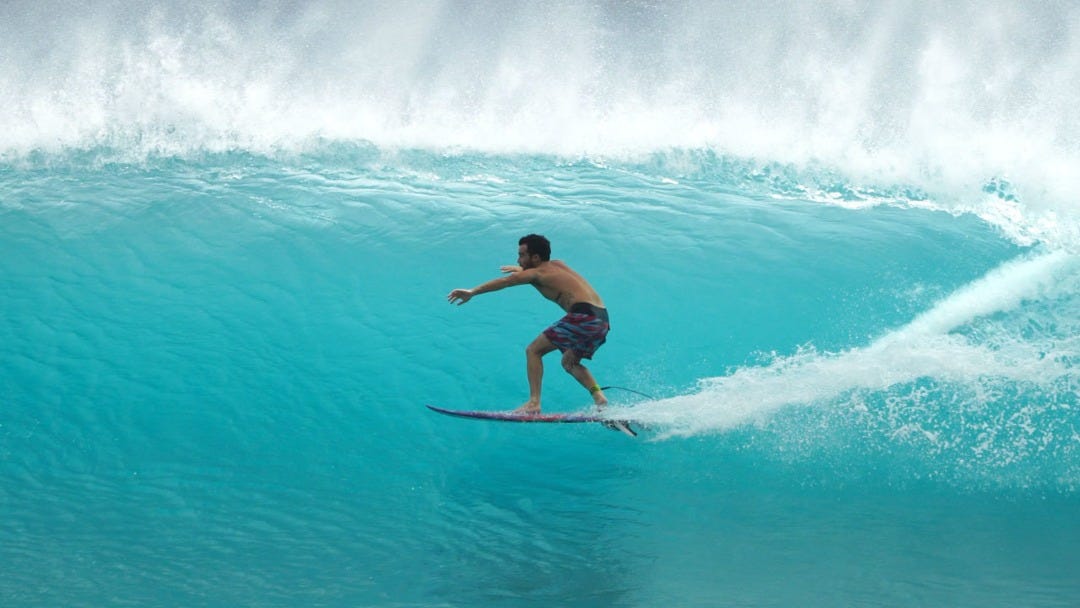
[2,1,1079,606]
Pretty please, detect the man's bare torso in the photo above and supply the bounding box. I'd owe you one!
[529,260,605,312]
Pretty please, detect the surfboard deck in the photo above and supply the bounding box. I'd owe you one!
[426,405,637,436]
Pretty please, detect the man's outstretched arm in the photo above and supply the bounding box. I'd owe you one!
[447,269,535,305]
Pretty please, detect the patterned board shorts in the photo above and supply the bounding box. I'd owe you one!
[542,303,610,360]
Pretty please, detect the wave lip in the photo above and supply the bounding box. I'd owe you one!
[5,2,1080,250]
[1,6,1077,155]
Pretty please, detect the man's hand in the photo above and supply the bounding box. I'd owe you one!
[447,288,474,305]
[500,265,523,274]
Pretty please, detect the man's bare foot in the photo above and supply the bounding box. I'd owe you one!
[513,401,541,414]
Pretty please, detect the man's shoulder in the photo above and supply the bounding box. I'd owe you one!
[509,266,541,283]
[535,260,572,277]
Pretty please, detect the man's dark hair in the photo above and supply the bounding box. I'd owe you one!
[519,234,551,261]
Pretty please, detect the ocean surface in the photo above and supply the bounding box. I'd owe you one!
[3,2,1079,606]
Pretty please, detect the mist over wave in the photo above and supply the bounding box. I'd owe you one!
[2,0,1079,222]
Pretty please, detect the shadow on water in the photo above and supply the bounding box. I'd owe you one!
[416,428,647,607]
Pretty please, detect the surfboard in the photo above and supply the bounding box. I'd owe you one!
[426,405,637,436]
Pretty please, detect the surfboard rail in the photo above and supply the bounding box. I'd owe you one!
[425,405,636,436]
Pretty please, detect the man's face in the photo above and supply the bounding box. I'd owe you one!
[518,244,539,269]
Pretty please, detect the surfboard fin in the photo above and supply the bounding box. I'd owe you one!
[602,420,637,437]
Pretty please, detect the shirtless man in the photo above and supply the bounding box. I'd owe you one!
[447,234,610,414]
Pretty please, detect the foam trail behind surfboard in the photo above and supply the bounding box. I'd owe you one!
[627,251,1078,438]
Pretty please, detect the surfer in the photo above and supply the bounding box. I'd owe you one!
[447,234,610,414]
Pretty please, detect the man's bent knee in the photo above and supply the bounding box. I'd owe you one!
[527,336,556,357]
[561,351,582,373]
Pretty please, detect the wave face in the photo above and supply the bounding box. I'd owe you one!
[2,2,1079,607]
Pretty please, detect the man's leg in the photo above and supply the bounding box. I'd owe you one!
[516,334,557,413]
[561,350,631,435]
[561,350,608,407]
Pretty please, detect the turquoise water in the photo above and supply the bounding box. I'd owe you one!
[4,2,1080,607]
